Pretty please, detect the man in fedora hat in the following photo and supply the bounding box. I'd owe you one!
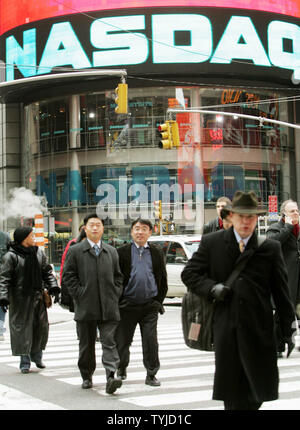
[182,191,295,410]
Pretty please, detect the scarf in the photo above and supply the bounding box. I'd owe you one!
[293,223,300,238]
[218,217,223,229]
[282,218,300,238]
[10,243,43,296]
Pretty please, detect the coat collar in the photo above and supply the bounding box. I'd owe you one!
[224,226,258,264]
[81,238,108,253]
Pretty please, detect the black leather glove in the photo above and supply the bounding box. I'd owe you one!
[284,336,295,358]
[211,283,232,302]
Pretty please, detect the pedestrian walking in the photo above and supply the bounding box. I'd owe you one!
[60,226,86,312]
[219,203,233,230]
[62,213,123,393]
[181,191,295,410]
[202,196,232,235]
[0,226,60,373]
[115,219,168,386]
[267,199,300,357]
[0,230,10,341]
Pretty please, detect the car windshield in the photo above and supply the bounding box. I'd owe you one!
[184,241,200,256]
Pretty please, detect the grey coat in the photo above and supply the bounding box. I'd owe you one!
[0,247,58,355]
[267,219,300,307]
[62,239,123,321]
[202,217,221,235]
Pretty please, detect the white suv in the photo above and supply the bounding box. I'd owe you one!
[148,235,201,297]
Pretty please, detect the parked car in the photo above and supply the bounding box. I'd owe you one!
[148,235,201,297]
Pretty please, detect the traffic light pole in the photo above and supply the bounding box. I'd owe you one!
[167,108,300,131]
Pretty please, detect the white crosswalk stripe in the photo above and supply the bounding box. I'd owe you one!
[1,319,300,409]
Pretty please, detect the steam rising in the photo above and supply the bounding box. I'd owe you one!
[0,187,47,220]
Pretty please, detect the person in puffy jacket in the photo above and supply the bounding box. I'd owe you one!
[0,226,60,373]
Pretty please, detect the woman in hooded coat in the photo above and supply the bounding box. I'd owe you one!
[0,226,60,373]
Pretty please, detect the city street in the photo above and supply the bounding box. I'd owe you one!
[0,303,300,413]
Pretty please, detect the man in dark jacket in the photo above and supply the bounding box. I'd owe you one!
[267,199,300,356]
[115,219,168,387]
[202,196,231,235]
[182,191,295,410]
[62,213,123,394]
[0,226,60,373]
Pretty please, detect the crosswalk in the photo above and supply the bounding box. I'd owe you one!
[1,312,300,410]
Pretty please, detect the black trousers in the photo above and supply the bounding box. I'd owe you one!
[115,302,160,376]
[77,320,119,380]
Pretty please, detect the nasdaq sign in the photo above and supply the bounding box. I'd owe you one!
[4,13,300,83]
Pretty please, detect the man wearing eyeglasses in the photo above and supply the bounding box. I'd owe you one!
[115,219,168,387]
[62,213,123,394]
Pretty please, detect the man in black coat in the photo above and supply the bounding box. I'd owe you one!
[182,191,295,410]
[115,219,168,386]
[62,213,123,394]
[202,196,231,235]
[0,226,59,373]
[267,199,300,356]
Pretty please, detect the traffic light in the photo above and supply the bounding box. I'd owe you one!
[158,121,172,149]
[115,83,128,114]
[158,120,180,149]
[170,120,180,147]
[154,200,162,220]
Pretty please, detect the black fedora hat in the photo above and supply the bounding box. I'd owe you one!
[231,191,266,215]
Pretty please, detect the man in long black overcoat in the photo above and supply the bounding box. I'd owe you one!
[182,191,295,410]
[267,199,300,355]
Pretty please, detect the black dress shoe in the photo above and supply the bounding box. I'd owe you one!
[82,379,93,389]
[145,375,161,386]
[106,377,122,394]
[21,368,30,374]
[35,361,46,369]
[117,368,127,380]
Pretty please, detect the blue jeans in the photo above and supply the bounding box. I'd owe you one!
[0,307,6,335]
[20,351,43,370]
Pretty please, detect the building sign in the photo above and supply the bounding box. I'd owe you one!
[0,4,300,86]
[1,0,300,36]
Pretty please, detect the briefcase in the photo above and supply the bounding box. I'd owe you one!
[181,291,214,352]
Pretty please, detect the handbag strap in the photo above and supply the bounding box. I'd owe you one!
[225,236,266,287]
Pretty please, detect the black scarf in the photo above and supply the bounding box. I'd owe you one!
[10,243,43,296]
